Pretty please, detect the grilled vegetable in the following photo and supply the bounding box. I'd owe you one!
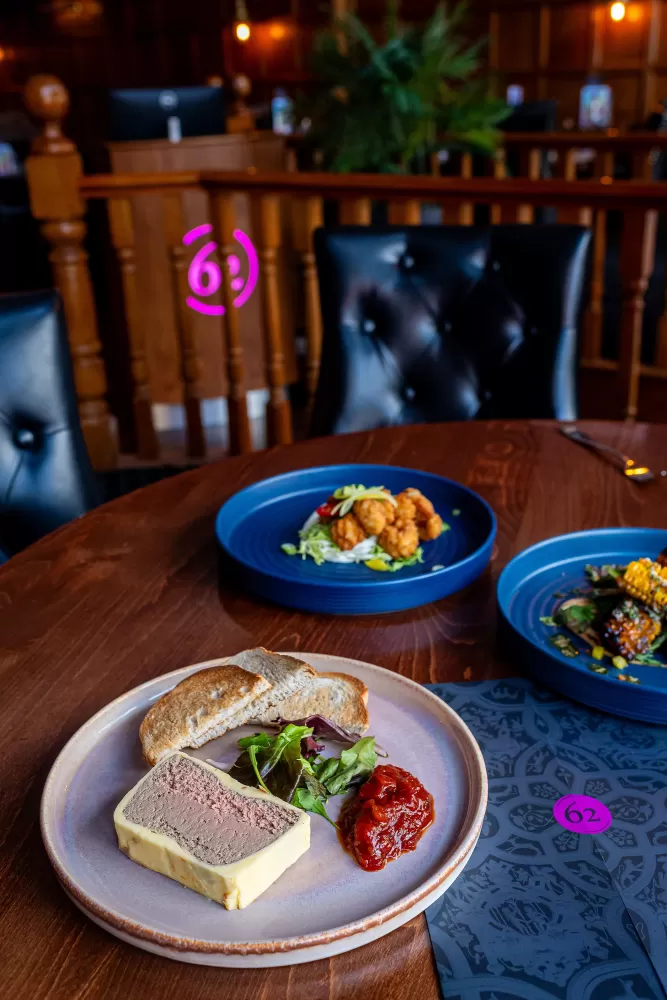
[602,598,662,661]
[550,633,579,657]
[556,598,596,634]
[621,558,667,614]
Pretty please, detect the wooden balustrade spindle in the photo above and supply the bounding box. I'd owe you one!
[209,191,252,455]
[339,198,372,225]
[292,196,325,410]
[556,149,593,226]
[256,194,293,446]
[631,150,653,181]
[516,148,541,224]
[617,208,658,420]
[387,200,421,225]
[23,75,118,469]
[458,152,474,226]
[162,193,206,458]
[107,197,159,460]
[490,149,506,225]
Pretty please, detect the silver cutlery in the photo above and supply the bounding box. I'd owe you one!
[559,424,658,484]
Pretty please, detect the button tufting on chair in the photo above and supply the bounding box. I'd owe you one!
[311,225,591,436]
[13,428,38,450]
[0,291,100,558]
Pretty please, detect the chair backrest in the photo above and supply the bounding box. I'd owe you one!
[0,290,99,557]
[311,224,591,436]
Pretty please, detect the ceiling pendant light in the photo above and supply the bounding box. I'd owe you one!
[235,0,251,42]
[51,0,103,29]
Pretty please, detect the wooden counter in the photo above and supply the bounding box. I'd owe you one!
[107,132,295,406]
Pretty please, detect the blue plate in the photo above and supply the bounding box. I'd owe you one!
[215,464,496,615]
[498,527,667,724]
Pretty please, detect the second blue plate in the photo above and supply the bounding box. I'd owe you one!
[216,464,496,615]
[498,527,667,724]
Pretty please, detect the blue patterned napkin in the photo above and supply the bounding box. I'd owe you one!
[425,679,667,1000]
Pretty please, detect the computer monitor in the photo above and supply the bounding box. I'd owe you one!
[500,100,557,134]
[109,87,226,142]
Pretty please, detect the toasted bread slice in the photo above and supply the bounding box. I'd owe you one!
[140,665,271,766]
[218,648,317,731]
[253,672,369,735]
[140,649,317,765]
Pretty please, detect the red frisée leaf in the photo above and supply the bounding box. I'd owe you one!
[274,714,388,757]
[302,734,325,758]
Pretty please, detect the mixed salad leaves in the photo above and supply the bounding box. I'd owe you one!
[226,715,386,824]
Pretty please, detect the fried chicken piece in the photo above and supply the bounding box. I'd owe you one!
[419,513,443,541]
[394,493,417,523]
[331,512,367,551]
[354,498,395,536]
[401,488,435,523]
[379,519,420,560]
[381,491,396,525]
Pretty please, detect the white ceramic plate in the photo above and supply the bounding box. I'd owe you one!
[41,653,487,967]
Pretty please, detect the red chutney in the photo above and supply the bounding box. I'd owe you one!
[338,764,434,872]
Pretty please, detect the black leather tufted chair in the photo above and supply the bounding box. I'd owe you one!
[311,225,591,436]
[0,290,100,558]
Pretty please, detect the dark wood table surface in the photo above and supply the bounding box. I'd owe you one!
[2,420,667,1000]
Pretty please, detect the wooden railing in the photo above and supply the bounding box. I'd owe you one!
[21,78,667,468]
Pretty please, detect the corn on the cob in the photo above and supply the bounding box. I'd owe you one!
[602,598,662,660]
[621,558,667,613]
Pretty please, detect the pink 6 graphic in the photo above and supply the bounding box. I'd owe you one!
[182,224,259,316]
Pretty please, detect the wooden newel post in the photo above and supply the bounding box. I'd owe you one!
[24,75,118,469]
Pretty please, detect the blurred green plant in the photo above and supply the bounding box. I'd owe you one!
[298,0,508,173]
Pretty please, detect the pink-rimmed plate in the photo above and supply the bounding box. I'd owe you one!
[41,653,487,967]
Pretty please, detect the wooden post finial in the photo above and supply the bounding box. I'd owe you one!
[228,74,254,133]
[233,74,252,109]
[24,74,74,155]
[23,74,119,468]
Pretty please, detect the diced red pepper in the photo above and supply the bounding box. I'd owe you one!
[317,502,336,518]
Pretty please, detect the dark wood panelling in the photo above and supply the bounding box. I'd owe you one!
[3,0,667,144]
[599,1,650,69]
[497,7,540,71]
[547,3,592,71]
[543,75,587,122]
[489,0,664,126]
[0,0,317,150]
[604,71,644,120]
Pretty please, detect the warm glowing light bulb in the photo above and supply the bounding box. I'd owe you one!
[610,2,626,20]
[235,21,251,41]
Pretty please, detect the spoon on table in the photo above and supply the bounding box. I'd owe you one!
[559,424,660,484]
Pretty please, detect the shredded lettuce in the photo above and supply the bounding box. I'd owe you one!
[331,484,397,517]
[367,542,424,572]
[282,520,376,565]
[287,521,335,566]
[387,547,424,572]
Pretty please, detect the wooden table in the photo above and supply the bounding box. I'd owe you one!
[2,420,666,1000]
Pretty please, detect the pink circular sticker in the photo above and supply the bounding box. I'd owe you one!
[553,794,613,834]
